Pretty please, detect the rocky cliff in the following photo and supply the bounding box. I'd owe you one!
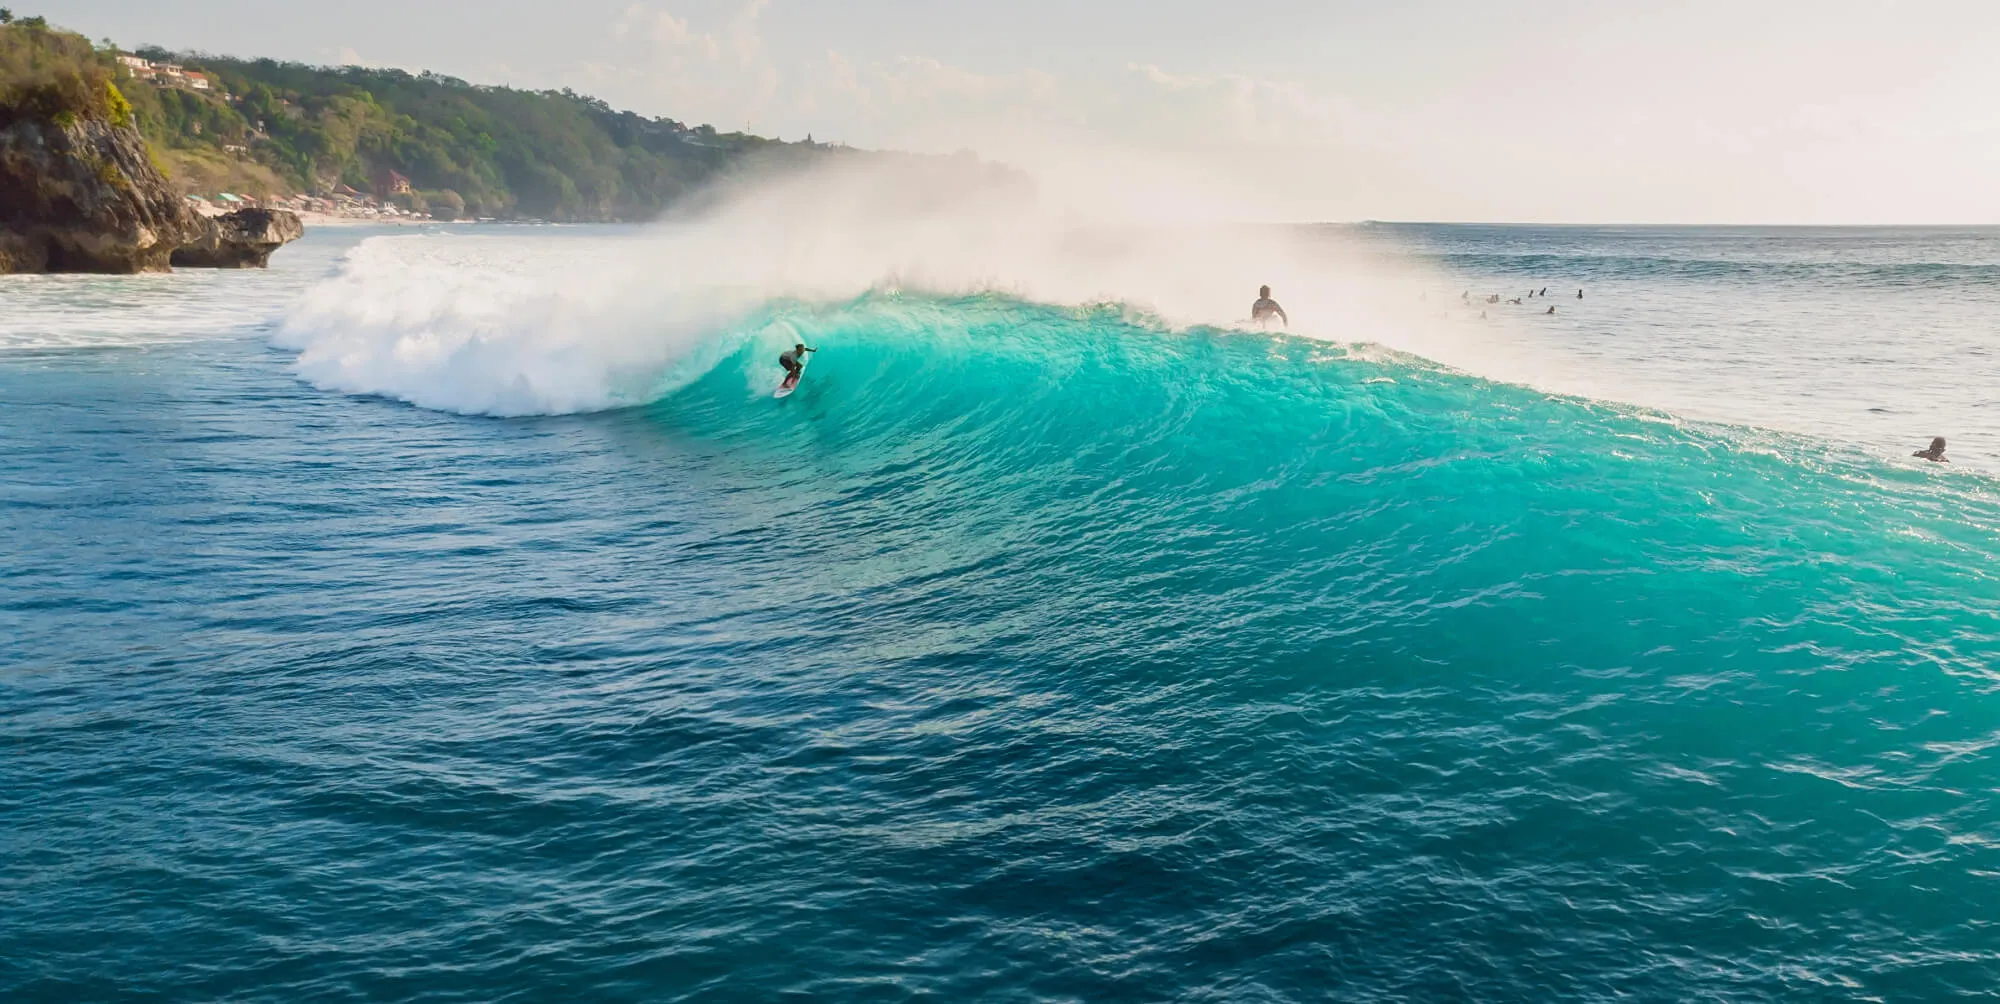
[3,23,310,274]
[0,113,304,274]
[173,208,306,268]
[0,115,205,273]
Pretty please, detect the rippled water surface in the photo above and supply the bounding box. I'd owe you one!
[5,224,2000,1001]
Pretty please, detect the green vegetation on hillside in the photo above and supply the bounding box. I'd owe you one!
[0,16,129,128]
[2,15,858,221]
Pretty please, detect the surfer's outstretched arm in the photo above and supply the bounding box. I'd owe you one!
[1276,306,1289,325]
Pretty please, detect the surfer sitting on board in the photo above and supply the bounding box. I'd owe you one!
[1251,285,1289,327]
[779,343,816,386]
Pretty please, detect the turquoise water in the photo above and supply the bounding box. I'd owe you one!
[5,226,2000,1000]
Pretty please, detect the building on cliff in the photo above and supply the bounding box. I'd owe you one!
[112,56,211,91]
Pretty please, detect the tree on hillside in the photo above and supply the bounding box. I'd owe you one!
[0,19,131,126]
[0,11,13,25]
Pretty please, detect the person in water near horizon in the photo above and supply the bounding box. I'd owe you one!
[1914,437,1949,462]
[779,342,816,384]
[1251,285,1288,327]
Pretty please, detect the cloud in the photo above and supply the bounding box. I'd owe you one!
[320,45,369,67]
[620,6,691,47]
[730,0,770,69]
[852,56,1066,130]
[1130,63,1201,92]
[1121,63,1369,148]
[578,8,1422,220]
[592,3,1356,157]
[596,0,781,128]
[575,2,1393,220]
[613,3,723,67]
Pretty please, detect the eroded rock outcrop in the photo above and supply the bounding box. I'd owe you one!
[0,116,204,273]
[172,208,305,268]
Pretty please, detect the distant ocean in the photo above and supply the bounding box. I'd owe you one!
[5,222,1997,1001]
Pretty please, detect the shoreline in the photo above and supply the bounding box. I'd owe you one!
[292,212,439,228]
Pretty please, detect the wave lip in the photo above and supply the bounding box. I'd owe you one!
[274,235,764,416]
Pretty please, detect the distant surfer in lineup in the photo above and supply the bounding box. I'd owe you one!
[1251,285,1288,327]
[776,342,816,397]
[1913,437,1949,462]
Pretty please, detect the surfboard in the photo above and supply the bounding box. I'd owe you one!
[774,354,809,398]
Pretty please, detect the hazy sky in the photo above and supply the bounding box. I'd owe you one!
[36,0,2000,222]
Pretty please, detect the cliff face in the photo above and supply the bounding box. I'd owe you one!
[0,115,205,273]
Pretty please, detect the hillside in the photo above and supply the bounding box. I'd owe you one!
[3,14,858,222]
[0,14,310,273]
[0,14,130,127]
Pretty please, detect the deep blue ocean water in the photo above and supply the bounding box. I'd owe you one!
[5,223,2000,1001]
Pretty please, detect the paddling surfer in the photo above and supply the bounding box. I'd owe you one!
[1913,437,1949,463]
[1251,285,1289,327]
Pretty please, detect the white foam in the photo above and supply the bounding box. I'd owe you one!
[0,270,282,351]
[274,234,758,415]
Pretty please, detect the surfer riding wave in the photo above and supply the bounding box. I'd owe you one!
[776,342,817,397]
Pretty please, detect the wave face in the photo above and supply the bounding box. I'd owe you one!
[10,225,2000,1001]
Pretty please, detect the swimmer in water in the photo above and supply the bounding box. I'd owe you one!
[1251,285,1289,327]
[1913,437,1949,462]
[1546,305,1557,314]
